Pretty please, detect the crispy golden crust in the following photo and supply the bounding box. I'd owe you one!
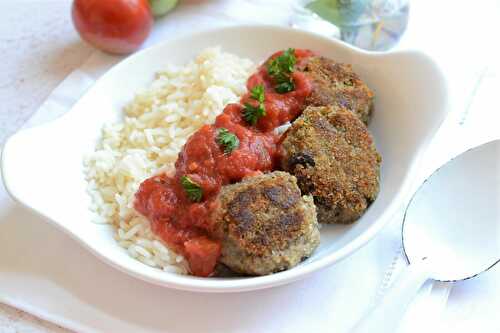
[213,171,320,275]
[298,56,375,124]
[225,175,302,256]
[280,106,381,224]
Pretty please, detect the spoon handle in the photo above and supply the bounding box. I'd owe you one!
[351,261,431,333]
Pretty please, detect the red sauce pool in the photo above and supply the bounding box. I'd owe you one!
[134,49,315,276]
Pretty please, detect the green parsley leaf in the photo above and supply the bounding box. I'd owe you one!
[275,80,295,93]
[267,48,297,93]
[180,175,203,202]
[282,48,297,71]
[243,102,265,125]
[217,128,240,154]
[250,84,265,103]
[242,85,266,125]
[268,49,296,76]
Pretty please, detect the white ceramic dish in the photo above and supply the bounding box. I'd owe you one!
[1,25,448,292]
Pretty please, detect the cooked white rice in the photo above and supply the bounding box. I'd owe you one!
[84,48,254,274]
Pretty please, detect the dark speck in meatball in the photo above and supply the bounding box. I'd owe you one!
[280,105,381,224]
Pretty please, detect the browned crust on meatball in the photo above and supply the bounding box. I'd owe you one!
[298,56,375,124]
[280,105,381,224]
[213,171,320,275]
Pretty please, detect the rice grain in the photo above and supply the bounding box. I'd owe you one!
[84,48,254,275]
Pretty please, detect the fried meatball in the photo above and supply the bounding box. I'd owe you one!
[212,171,320,276]
[298,56,374,124]
[280,105,381,224]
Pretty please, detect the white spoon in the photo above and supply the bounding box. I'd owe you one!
[353,140,500,333]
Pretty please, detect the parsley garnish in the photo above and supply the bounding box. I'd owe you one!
[243,84,266,125]
[243,103,265,125]
[267,48,297,93]
[275,81,295,93]
[217,128,239,154]
[180,176,203,202]
[250,84,265,103]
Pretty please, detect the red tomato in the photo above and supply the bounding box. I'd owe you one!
[184,237,221,277]
[72,0,153,54]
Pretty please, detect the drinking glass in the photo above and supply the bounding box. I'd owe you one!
[290,0,410,51]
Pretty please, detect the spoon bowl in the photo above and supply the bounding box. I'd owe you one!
[354,140,500,333]
[403,139,500,282]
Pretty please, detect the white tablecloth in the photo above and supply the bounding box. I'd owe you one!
[0,0,499,332]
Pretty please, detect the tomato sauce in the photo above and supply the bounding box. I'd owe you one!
[134,49,315,276]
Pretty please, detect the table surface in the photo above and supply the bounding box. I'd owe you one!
[0,1,89,331]
[0,1,93,146]
[1,0,500,332]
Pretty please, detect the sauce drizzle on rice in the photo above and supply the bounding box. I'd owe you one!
[85,48,255,274]
[134,49,315,276]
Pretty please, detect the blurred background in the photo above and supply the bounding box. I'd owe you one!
[1,0,499,146]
